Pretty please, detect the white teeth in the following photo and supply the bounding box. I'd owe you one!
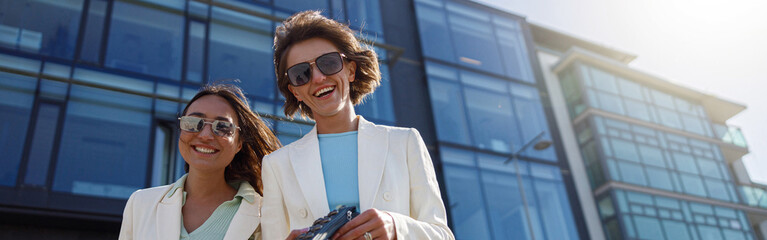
[314,86,335,97]
[194,146,216,153]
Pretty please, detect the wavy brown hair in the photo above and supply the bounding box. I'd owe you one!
[274,10,381,119]
[181,83,281,195]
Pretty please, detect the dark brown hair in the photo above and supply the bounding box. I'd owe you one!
[181,83,281,194]
[274,10,381,119]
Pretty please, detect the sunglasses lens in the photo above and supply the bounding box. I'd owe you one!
[287,63,311,86]
[179,116,203,132]
[316,53,343,75]
[213,121,234,137]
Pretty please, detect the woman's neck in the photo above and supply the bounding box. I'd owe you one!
[314,107,359,134]
[184,170,235,200]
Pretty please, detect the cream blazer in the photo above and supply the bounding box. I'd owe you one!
[118,176,261,240]
[261,117,454,240]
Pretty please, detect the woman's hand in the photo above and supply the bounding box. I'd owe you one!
[285,228,308,240]
[332,208,396,240]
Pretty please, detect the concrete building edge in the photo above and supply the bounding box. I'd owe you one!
[537,50,606,240]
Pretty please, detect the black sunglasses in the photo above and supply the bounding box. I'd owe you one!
[178,116,240,137]
[285,52,347,86]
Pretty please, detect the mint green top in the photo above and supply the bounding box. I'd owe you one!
[167,174,257,240]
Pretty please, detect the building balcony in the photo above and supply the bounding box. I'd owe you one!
[741,185,767,209]
[714,123,748,148]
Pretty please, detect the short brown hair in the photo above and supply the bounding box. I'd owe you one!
[274,10,381,119]
[181,82,282,195]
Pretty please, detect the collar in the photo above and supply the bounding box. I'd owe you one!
[164,174,256,204]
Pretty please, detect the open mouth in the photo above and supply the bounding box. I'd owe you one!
[313,86,335,98]
[193,145,219,154]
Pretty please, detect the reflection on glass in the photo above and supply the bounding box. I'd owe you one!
[356,65,395,123]
[414,0,455,62]
[209,7,274,99]
[446,2,503,75]
[53,85,152,199]
[106,1,183,79]
[0,72,36,186]
[0,0,84,59]
[346,0,382,33]
[495,16,533,82]
[24,103,61,186]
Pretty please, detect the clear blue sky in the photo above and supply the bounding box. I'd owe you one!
[477,0,767,184]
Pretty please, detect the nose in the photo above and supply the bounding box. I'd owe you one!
[310,63,326,84]
[197,123,215,140]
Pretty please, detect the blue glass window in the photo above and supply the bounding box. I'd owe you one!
[525,162,580,240]
[645,167,673,191]
[610,138,639,162]
[494,16,533,82]
[589,68,618,94]
[106,1,183,80]
[464,86,516,152]
[596,91,625,115]
[634,216,664,240]
[53,85,152,199]
[446,2,503,75]
[0,0,83,59]
[274,0,327,13]
[618,161,647,186]
[186,21,206,83]
[510,83,556,160]
[440,148,492,239]
[346,0,383,34]
[638,144,665,167]
[0,72,36,186]
[356,65,395,123]
[208,7,275,99]
[680,174,705,197]
[662,220,691,240]
[672,152,699,174]
[443,146,580,240]
[426,63,471,145]
[80,0,108,63]
[414,0,455,62]
[24,103,61,186]
[482,169,531,239]
[617,77,643,100]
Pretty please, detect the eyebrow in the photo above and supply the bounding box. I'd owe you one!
[187,112,234,122]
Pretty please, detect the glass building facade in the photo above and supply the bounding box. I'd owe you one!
[414,0,585,239]
[10,0,763,239]
[556,56,761,239]
[0,0,395,237]
[0,0,591,239]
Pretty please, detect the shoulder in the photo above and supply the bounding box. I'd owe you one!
[372,123,420,140]
[127,184,173,205]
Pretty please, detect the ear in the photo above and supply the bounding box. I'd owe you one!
[288,85,303,102]
[346,61,356,82]
[235,137,243,153]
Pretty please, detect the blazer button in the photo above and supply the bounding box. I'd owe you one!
[383,192,392,201]
[299,208,308,218]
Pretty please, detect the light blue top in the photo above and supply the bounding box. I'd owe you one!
[318,131,360,210]
[167,174,257,240]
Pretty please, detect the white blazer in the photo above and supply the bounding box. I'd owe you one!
[261,116,454,240]
[119,175,262,240]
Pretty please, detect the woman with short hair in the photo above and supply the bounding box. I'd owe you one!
[263,10,454,240]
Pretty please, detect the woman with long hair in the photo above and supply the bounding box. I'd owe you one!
[119,83,281,240]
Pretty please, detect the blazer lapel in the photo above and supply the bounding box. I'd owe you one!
[223,194,261,240]
[289,125,330,219]
[156,177,184,240]
[357,117,388,211]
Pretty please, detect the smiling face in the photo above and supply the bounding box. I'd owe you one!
[179,95,242,175]
[286,38,356,120]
